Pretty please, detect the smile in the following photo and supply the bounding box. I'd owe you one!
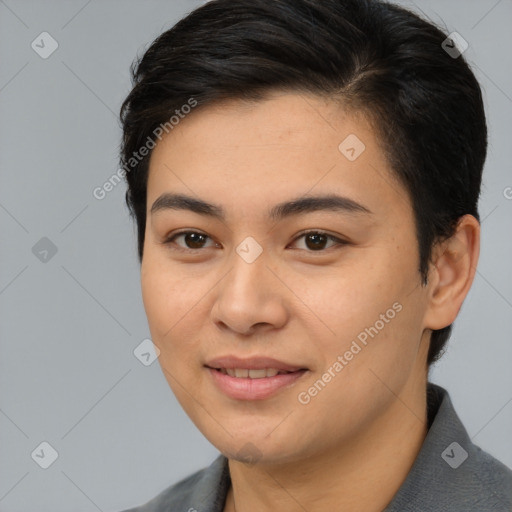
[215,368,294,378]
[207,367,308,400]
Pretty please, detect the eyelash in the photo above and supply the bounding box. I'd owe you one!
[162,229,348,254]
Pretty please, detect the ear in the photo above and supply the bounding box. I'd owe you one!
[423,215,480,330]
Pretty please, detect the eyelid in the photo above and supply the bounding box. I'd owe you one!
[162,229,217,252]
[163,228,349,253]
[289,229,349,251]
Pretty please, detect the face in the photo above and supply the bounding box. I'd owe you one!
[141,92,431,465]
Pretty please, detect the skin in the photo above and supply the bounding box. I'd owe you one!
[140,91,479,512]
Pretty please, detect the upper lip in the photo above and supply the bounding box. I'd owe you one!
[205,355,307,372]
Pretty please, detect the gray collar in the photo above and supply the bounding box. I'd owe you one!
[383,383,512,511]
[129,383,512,511]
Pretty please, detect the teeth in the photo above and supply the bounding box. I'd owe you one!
[260,368,279,378]
[248,369,269,378]
[222,368,285,378]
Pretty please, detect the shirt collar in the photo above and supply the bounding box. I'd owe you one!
[185,382,509,511]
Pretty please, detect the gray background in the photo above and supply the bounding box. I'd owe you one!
[0,0,511,510]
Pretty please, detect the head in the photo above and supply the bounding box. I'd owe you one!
[119,0,485,463]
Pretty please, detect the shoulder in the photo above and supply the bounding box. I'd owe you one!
[464,442,512,510]
[385,383,512,511]
[437,435,512,511]
[120,454,230,512]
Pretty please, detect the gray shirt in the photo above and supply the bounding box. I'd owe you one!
[122,383,512,511]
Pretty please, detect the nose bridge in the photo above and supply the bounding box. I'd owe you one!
[226,235,271,299]
[212,236,287,333]
[235,235,265,266]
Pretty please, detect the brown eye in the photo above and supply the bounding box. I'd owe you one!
[291,231,347,252]
[164,231,217,251]
[304,233,329,250]
[181,232,208,249]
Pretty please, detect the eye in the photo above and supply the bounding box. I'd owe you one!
[289,230,348,252]
[162,229,348,253]
[163,230,218,252]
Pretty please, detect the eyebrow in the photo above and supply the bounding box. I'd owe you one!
[150,192,373,220]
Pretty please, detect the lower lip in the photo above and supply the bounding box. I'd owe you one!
[206,367,308,400]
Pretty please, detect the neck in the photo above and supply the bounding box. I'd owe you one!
[224,376,428,512]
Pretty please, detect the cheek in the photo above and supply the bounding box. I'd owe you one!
[141,260,185,355]
[300,252,422,371]
[140,259,212,368]
[294,262,398,337]
[141,266,170,335]
[141,265,203,405]
[142,254,193,329]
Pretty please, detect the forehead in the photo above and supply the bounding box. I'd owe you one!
[146,92,411,221]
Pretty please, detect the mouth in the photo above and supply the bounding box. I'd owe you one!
[204,357,309,400]
[206,367,304,379]
[205,355,308,373]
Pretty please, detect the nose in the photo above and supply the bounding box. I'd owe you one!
[211,247,289,336]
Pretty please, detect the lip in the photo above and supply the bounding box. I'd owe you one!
[204,355,309,401]
[206,367,308,400]
[205,355,307,372]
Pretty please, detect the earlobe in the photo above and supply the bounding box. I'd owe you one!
[423,215,480,330]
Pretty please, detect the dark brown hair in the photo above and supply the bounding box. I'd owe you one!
[119,0,487,365]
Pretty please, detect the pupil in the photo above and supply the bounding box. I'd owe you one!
[186,233,205,249]
[306,233,326,250]
[183,233,327,250]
